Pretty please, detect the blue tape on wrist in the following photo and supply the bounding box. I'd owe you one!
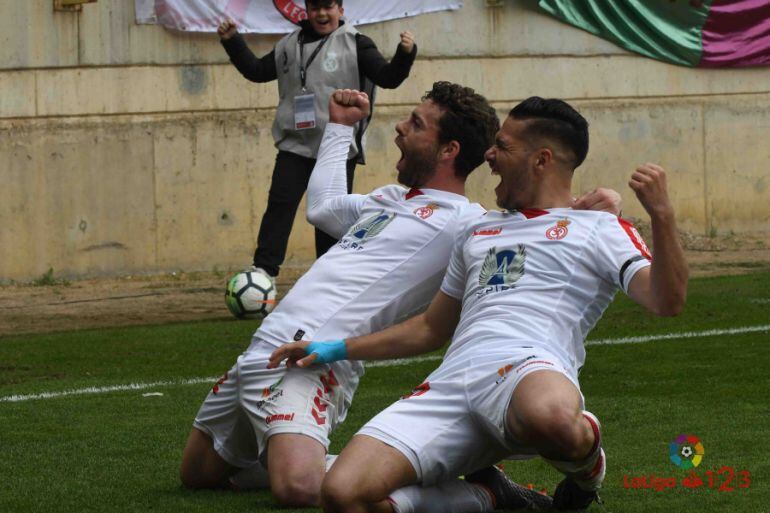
[307,340,347,364]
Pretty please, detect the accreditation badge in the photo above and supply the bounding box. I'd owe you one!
[294,93,316,130]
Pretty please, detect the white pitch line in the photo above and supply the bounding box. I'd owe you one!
[584,324,770,346]
[0,377,218,403]
[2,325,768,403]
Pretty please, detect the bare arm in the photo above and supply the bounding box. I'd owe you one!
[268,291,462,368]
[626,163,688,316]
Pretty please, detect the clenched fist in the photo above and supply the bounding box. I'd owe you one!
[399,30,415,53]
[629,163,674,220]
[217,19,238,40]
[329,89,371,126]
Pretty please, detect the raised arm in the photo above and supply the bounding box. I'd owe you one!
[626,163,688,316]
[305,90,371,237]
[267,290,461,368]
[218,20,277,83]
[356,31,417,89]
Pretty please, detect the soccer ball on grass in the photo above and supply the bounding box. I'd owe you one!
[225,271,276,319]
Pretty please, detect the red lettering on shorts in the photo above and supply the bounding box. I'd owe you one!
[212,372,228,394]
[265,413,295,424]
[514,360,555,374]
[402,382,430,399]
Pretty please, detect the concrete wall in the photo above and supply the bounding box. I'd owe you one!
[1,0,768,281]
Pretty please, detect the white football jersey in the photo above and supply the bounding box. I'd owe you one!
[440,208,652,380]
[250,124,484,394]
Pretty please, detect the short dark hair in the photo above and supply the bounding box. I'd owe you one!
[509,97,589,169]
[306,0,341,8]
[423,81,500,179]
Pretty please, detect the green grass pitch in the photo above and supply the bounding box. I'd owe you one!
[1,272,768,512]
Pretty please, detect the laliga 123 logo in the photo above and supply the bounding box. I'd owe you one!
[669,433,704,469]
[623,433,752,493]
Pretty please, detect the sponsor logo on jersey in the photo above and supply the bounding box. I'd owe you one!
[265,412,295,424]
[475,244,526,298]
[339,211,395,251]
[546,218,570,240]
[473,227,503,236]
[413,203,439,219]
[293,329,305,341]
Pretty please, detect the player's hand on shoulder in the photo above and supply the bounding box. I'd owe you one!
[629,163,674,220]
[218,19,238,40]
[267,341,316,369]
[399,30,415,53]
[329,89,371,126]
[573,188,622,215]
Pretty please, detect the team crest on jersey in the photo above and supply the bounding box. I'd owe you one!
[475,244,526,298]
[413,203,439,219]
[322,51,339,72]
[546,218,570,240]
[339,211,395,251]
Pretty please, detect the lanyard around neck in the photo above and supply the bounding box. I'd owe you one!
[299,33,330,90]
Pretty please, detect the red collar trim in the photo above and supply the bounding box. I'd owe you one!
[405,188,424,200]
[519,208,549,219]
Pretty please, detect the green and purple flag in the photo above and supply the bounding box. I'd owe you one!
[538,0,770,67]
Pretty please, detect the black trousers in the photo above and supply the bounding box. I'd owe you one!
[253,150,356,277]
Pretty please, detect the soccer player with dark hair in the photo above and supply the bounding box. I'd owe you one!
[271,96,688,512]
[181,84,622,508]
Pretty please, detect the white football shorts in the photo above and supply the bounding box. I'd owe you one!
[358,347,581,486]
[193,340,353,468]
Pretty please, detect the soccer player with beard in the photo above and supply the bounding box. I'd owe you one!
[270,97,688,512]
[181,84,621,508]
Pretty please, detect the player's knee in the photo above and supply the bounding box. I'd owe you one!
[533,406,590,459]
[514,403,586,455]
[321,475,360,513]
[271,476,321,507]
[179,461,213,489]
[180,444,204,489]
[179,432,229,489]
